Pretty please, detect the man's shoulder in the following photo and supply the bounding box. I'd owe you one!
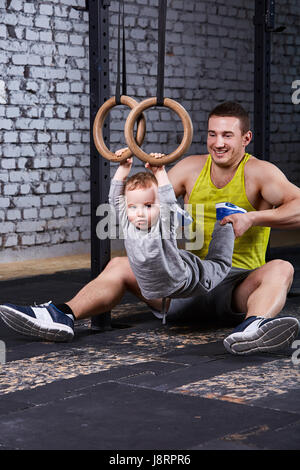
[245,155,279,177]
[174,154,209,171]
[168,154,209,198]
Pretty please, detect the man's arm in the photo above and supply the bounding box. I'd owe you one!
[167,160,187,198]
[250,162,300,228]
[221,160,300,236]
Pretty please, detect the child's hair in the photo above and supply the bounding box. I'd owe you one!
[125,171,158,192]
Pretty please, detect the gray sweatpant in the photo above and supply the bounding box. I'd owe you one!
[168,221,235,299]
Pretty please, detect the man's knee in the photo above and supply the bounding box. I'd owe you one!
[266,259,294,284]
[253,259,294,288]
[104,256,138,288]
[232,260,294,313]
[97,256,130,281]
[107,256,129,271]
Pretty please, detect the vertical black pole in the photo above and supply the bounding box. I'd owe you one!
[253,0,271,162]
[89,0,111,330]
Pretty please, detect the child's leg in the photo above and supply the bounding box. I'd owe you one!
[170,221,235,298]
[201,221,235,291]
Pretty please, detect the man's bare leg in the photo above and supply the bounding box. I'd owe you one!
[66,256,164,320]
[224,259,299,355]
[0,256,165,341]
[232,259,294,319]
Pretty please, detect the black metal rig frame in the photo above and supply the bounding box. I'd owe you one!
[89,0,111,330]
[254,0,284,162]
[88,0,281,327]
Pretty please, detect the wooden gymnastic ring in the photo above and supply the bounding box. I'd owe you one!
[124,97,193,166]
[93,95,146,163]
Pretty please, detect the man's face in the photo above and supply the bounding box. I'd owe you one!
[125,184,160,230]
[207,116,252,168]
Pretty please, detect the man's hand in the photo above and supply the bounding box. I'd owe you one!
[220,212,253,238]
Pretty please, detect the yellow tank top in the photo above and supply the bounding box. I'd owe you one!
[188,153,270,270]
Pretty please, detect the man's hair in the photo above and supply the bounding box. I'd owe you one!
[125,171,157,192]
[208,101,250,135]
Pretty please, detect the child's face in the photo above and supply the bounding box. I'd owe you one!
[125,184,160,230]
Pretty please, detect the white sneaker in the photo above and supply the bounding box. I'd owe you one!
[223,315,299,355]
[0,302,74,342]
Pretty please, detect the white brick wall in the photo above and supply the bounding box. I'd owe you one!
[0,0,299,262]
[0,0,90,261]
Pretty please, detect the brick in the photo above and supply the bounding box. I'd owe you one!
[14,196,41,208]
[33,158,49,169]
[39,207,52,219]
[23,208,38,219]
[39,4,53,16]
[1,159,16,169]
[20,234,36,245]
[55,32,68,43]
[64,181,76,192]
[6,209,21,220]
[2,144,21,158]
[47,119,74,130]
[8,0,23,11]
[4,184,19,195]
[0,222,15,233]
[37,132,51,143]
[0,198,10,208]
[3,132,18,143]
[56,82,70,93]
[34,15,51,29]
[20,184,31,194]
[66,231,79,242]
[19,131,36,143]
[16,220,45,232]
[24,3,36,14]
[4,234,18,247]
[6,106,20,118]
[34,174,50,189]
[0,118,13,130]
[49,182,63,193]
[53,207,66,218]
[0,52,9,64]
[35,233,51,244]
[40,31,53,42]
[0,25,6,38]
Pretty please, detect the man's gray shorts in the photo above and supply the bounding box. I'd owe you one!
[150,267,254,325]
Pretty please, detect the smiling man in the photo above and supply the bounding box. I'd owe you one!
[167,101,300,353]
[0,102,300,355]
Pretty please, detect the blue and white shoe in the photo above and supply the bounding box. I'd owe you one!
[0,301,74,342]
[216,202,247,221]
[223,315,300,355]
[176,206,193,226]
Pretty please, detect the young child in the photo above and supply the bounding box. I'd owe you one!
[109,156,240,323]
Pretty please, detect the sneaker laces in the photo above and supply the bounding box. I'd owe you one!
[34,301,52,307]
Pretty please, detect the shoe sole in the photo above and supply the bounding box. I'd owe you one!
[223,317,299,355]
[0,305,74,342]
